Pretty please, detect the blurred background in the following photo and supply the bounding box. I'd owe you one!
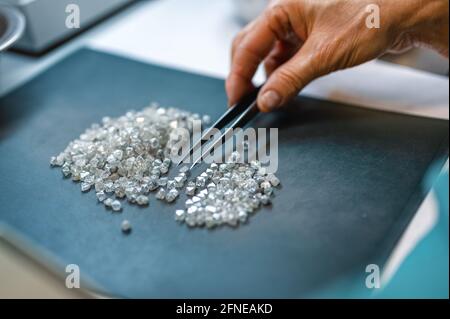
[1,0,448,74]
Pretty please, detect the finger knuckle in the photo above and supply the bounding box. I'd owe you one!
[232,61,255,82]
[265,4,292,40]
[311,36,359,74]
[276,68,306,95]
[236,43,263,65]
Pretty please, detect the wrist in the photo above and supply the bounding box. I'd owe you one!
[399,0,449,56]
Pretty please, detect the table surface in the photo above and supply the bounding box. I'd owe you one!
[0,0,448,297]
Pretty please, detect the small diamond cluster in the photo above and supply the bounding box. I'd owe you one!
[175,154,280,228]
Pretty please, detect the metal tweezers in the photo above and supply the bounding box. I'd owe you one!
[178,85,262,169]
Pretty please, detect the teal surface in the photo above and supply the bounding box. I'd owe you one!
[379,167,449,299]
[0,49,448,298]
[310,165,449,298]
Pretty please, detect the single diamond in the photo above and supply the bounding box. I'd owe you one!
[156,188,166,200]
[149,137,160,149]
[136,195,149,206]
[175,209,185,222]
[163,158,171,167]
[127,194,137,203]
[104,198,113,207]
[121,220,132,233]
[238,211,248,223]
[81,182,91,192]
[196,176,206,188]
[205,216,215,228]
[104,181,114,193]
[61,165,71,177]
[95,181,105,192]
[113,149,123,161]
[266,173,280,187]
[205,205,217,214]
[186,181,196,188]
[185,186,196,196]
[79,171,90,181]
[148,179,159,191]
[178,173,188,182]
[225,213,238,227]
[187,206,198,215]
[50,156,57,166]
[260,195,271,205]
[185,215,196,227]
[261,181,271,189]
[245,179,258,193]
[250,160,261,170]
[111,200,122,212]
[167,180,176,189]
[158,177,168,186]
[202,115,211,125]
[174,176,185,188]
[205,168,214,177]
[50,155,64,167]
[115,188,126,198]
[195,213,205,226]
[160,165,169,174]
[71,170,81,181]
[96,191,107,202]
[263,186,273,195]
[228,151,240,163]
[165,189,179,203]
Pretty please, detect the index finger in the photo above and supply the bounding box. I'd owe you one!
[226,16,276,106]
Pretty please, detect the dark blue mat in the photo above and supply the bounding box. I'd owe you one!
[0,49,448,298]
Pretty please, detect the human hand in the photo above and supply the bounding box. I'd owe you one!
[226,0,449,112]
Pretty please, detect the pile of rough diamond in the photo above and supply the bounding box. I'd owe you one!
[50,104,208,212]
[50,105,281,229]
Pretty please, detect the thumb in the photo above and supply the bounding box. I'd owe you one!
[257,41,320,112]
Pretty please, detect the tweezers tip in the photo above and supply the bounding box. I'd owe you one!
[189,162,198,171]
[177,153,191,167]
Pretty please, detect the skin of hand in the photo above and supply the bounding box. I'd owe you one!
[226,0,449,112]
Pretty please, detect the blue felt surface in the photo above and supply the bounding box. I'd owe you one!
[0,49,448,298]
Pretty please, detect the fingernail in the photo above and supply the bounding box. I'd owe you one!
[260,90,281,111]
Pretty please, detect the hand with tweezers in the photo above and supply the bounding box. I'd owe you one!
[226,0,449,113]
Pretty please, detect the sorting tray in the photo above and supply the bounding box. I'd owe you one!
[0,49,448,297]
